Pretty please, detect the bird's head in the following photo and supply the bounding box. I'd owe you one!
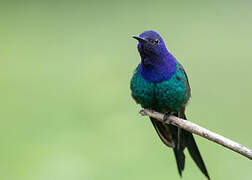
[133,30,168,59]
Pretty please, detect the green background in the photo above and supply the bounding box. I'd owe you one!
[1,1,252,179]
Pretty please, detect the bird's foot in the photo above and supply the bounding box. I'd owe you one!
[163,113,172,124]
[139,109,147,116]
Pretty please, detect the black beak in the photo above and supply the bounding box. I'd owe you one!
[132,36,147,43]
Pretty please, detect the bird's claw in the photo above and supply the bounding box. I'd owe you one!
[139,109,147,116]
[163,113,171,124]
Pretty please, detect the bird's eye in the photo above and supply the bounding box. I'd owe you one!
[154,39,160,44]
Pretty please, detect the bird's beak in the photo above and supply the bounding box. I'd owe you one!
[132,36,147,43]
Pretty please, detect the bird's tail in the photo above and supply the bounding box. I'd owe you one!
[150,113,210,179]
[169,124,186,176]
[170,113,210,179]
[184,130,210,179]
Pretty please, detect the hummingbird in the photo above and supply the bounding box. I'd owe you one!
[130,30,210,179]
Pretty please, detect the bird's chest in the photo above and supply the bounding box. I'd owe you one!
[154,75,188,111]
[131,70,188,112]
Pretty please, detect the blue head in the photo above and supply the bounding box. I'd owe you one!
[133,30,170,65]
[133,30,177,83]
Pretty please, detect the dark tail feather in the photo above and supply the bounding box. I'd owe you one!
[150,117,185,175]
[182,114,210,180]
[173,145,185,176]
[184,131,210,180]
[168,124,186,177]
[150,113,210,179]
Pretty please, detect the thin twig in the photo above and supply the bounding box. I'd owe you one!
[139,109,252,160]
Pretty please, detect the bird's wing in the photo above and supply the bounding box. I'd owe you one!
[150,117,175,148]
[177,62,191,98]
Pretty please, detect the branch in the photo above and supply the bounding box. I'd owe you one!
[139,109,252,160]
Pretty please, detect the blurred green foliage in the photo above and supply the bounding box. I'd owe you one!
[0,1,252,180]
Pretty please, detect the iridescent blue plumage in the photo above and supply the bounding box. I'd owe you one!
[130,30,210,179]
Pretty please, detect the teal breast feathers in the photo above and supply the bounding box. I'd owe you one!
[130,64,190,112]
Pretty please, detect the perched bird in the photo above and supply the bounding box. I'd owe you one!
[130,30,210,179]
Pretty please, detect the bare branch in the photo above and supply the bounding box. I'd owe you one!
[139,109,252,160]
